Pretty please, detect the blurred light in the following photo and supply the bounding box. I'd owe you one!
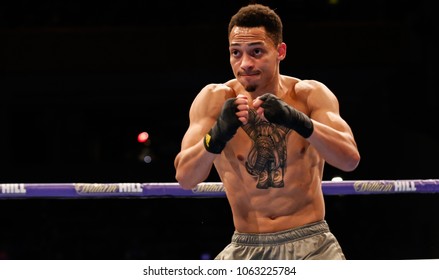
[200,252,211,260]
[137,132,149,143]
[143,155,152,163]
[331,176,343,182]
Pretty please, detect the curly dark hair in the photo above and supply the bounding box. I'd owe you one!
[228,4,283,46]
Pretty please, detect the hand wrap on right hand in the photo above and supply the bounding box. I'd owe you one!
[204,98,242,154]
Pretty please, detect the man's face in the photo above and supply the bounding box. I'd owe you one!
[229,26,284,93]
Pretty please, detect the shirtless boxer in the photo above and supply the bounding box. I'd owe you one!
[174,4,360,260]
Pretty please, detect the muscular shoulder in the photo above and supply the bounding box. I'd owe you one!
[295,79,338,104]
[202,83,235,98]
[190,83,235,120]
[194,83,235,107]
[291,79,340,118]
[295,79,324,95]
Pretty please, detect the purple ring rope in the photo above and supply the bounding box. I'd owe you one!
[1,180,439,198]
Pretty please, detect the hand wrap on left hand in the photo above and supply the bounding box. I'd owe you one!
[259,93,314,138]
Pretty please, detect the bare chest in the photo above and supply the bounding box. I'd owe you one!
[225,110,311,189]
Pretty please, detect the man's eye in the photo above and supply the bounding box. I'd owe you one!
[253,49,262,56]
[231,50,241,57]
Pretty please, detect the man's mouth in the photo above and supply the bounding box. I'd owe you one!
[239,72,259,77]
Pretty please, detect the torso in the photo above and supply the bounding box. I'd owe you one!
[214,76,325,233]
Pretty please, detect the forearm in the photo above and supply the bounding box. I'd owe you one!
[174,140,218,189]
[175,94,246,189]
[307,120,360,172]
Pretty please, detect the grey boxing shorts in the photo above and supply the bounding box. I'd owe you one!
[215,220,345,260]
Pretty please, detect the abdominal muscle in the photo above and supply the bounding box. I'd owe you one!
[222,173,325,233]
[215,130,326,233]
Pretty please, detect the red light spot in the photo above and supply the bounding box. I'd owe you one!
[137,132,149,143]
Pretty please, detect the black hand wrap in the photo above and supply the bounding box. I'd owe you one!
[259,93,314,138]
[204,98,242,154]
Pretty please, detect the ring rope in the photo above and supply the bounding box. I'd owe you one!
[1,179,439,198]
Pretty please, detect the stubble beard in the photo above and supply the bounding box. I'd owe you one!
[238,74,258,92]
[245,84,257,92]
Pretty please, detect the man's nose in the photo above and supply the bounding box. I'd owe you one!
[240,53,254,71]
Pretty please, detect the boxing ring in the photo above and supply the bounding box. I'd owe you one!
[2,179,439,261]
[1,179,439,198]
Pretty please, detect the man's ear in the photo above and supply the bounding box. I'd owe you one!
[278,42,287,61]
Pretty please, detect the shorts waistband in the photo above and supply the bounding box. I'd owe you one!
[232,220,329,246]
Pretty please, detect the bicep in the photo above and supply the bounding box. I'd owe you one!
[180,84,231,150]
[312,109,354,136]
[308,83,353,134]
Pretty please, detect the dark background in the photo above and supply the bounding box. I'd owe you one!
[0,0,438,260]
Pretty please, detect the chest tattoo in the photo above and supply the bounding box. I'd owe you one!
[242,110,291,189]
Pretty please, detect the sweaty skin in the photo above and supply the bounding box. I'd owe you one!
[174,26,360,233]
